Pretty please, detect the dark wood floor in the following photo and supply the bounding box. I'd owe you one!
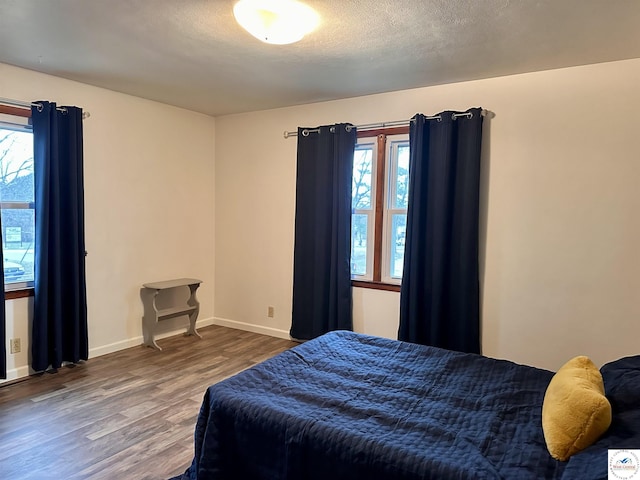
[0,325,297,480]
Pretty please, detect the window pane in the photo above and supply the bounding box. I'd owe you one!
[352,147,373,209]
[351,214,368,276]
[390,214,406,279]
[2,208,35,284]
[1,128,35,286]
[0,129,34,202]
[394,144,409,208]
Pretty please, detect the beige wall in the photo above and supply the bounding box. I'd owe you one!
[1,63,216,382]
[214,58,640,371]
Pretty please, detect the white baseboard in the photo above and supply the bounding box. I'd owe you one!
[88,337,144,359]
[0,365,31,385]
[88,316,217,359]
[0,316,280,385]
[212,317,290,340]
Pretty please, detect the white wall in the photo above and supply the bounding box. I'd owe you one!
[0,63,216,382]
[2,58,638,380]
[214,58,640,372]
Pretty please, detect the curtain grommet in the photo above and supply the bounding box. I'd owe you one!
[302,129,310,137]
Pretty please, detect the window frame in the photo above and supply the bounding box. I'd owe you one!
[0,104,35,299]
[381,136,409,284]
[351,126,409,292]
[351,141,377,280]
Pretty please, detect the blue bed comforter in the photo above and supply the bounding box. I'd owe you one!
[174,331,640,480]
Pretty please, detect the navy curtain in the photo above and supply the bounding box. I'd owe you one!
[31,101,88,372]
[399,108,483,354]
[0,215,5,379]
[290,124,356,340]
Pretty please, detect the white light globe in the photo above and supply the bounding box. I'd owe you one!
[233,0,320,45]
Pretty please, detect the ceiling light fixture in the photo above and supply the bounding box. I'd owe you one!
[233,0,320,45]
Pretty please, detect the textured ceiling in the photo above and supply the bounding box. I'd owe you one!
[1,0,640,116]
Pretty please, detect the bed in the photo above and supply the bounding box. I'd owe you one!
[173,330,640,479]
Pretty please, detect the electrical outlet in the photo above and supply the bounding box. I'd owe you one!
[10,338,21,354]
[267,306,275,318]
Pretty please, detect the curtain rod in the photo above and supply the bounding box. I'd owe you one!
[283,109,489,139]
[0,97,91,120]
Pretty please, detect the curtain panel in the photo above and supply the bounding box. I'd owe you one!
[31,101,88,372]
[290,124,356,340]
[399,108,484,354]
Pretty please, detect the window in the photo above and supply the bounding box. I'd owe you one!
[0,110,35,292]
[351,142,375,277]
[351,127,409,289]
[385,138,409,282]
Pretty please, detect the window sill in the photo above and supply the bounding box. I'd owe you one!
[351,280,400,292]
[4,288,34,300]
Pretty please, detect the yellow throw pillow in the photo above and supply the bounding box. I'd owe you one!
[542,355,612,461]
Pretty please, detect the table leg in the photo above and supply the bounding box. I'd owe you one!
[141,288,162,350]
[186,283,202,339]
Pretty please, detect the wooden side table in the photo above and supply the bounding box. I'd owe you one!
[140,278,202,350]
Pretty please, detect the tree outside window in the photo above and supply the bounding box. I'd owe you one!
[0,127,35,288]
